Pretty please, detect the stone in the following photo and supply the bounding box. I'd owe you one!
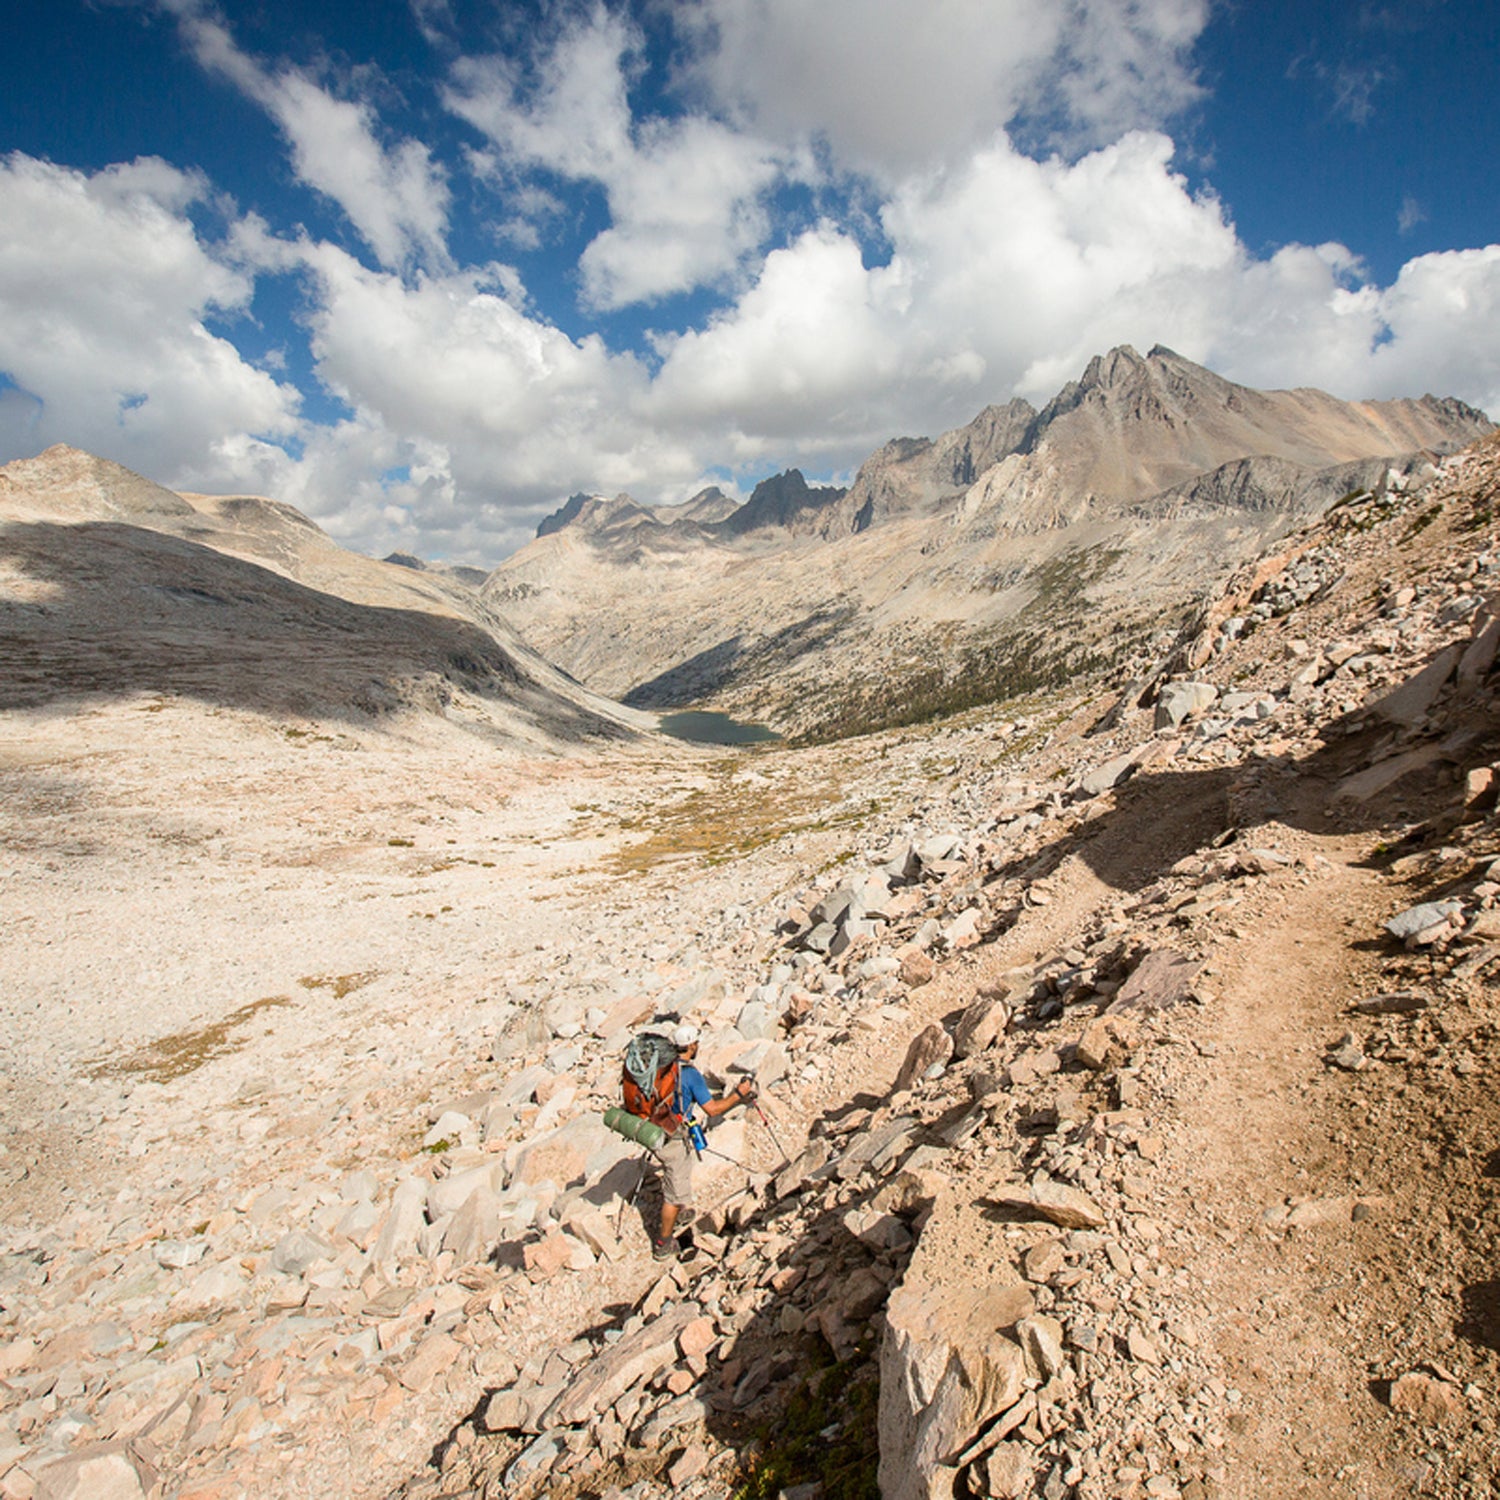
[898,951,936,988]
[153,1239,206,1271]
[1154,681,1218,730]
[424,1110,473,1148]
[31,1444,151,1500]
[371,1176,429,1271]
[523,1231,577,1283]
[1389,1372,1463,1424]
[1384,901,1462,944]
[735,1000,776,1040]
[562,1206,624,1263]
[548,1302,701,1425]
[1016,1316,1066,1381]
[442,1187,506,1264]
[994,1176,1106,1230]
[1325,1035,1367,1072]
[429,1161,508,1220]
[1075,1015,1136,1071]
[894,1023,954,1091]
[1076,752,1136,798]
[505,1433,566,1489]
[270,1230,333,1278]
[773,1139,833,1200]
[678,1317,717,1362]
[1021,1240,1066,1283]
[1127,1326,1162,1365]
[1368,644,1461,726]
[1457,616,1500,695]
[879,1281,1028,1500]
[1107,949,1199,1014]
[510,1115,632,1191]
[952,993,1010,1059]
[1352,991,1428,1016]
[398,1331,460,1393]
[982,1442,1035,1499]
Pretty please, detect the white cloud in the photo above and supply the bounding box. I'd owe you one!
[446,9,786,308]
[676,0,1208,176]
[0,153,301,482]
[164,1,451,271]
[1364,247,1500,414]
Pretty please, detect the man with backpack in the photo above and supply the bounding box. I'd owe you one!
[628,1022,756,1260]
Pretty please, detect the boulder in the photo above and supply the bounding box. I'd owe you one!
[953,992,1010,1058]
[879,1281,1029,1500]
[548,1302,701,1425]
[442,1187,506,1264]
[510,1115,632,1191]
[1384,900,1463,945]
[32,1443,153,1500]
[1154,680,1218,730]
[429,1160,509,1221]
[735,1000,777,1040]
[1107,949,1199,1014]
[270,1230,333,1278]
[1368,644,1461,726]
[371,1175,430,1271]
[895,1023,954,1091]
[1075,752,1136,798]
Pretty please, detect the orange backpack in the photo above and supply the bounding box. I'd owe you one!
[621,1032,684,1132]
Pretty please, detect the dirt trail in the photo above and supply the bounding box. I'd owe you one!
[1188,829,1412,1497]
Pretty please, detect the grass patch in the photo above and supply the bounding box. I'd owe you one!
[90,994,294,1083]
[733,1360,880,1500]
[298,971,380,999]
[605,773,883,875]
[1399,505,1442,543]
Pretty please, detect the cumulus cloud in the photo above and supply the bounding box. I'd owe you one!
[0,153,301,482]
[163,0,451,271]
[675,0,1208,175]
[446,8,787,308]
[4,1,1497,569]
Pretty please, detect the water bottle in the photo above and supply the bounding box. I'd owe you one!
[687,1121,707,1155]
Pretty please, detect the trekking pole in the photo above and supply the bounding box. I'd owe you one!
[616,1149,652,1235]
[745,1080,792,1169]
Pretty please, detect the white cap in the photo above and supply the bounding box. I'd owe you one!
[673,1023,700,1048]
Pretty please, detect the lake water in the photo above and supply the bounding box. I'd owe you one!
[657,710,780,745]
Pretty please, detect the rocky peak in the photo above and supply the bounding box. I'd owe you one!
[725,469,847,536]
[534,492,653,540]
[0,444,195,521]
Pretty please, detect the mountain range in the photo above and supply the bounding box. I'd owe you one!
[487,345,1491,738]
[1,346,1490,750]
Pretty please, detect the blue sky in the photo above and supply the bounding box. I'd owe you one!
[1,0,1496,563]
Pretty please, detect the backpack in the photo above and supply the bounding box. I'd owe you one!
[622,1032,683,1132]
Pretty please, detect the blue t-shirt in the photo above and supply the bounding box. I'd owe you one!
[676,1063,712,1115]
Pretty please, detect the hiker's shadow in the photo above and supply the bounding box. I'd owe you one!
[1458,1280,1500,1354]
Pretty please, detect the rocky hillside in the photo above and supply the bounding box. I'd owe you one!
[0,445,650,748]
[5,434,1498,1500]
[485,348,1491,739]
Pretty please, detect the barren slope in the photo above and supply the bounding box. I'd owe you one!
[0,445,650,747]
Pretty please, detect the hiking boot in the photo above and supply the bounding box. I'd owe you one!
[652,1237,676,1261]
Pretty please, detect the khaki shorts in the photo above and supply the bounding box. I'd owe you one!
[655,1132,696,1206]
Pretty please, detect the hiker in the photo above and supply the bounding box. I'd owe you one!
[652,1022,756,1259]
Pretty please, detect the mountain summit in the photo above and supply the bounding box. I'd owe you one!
[487,348,1491,737]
